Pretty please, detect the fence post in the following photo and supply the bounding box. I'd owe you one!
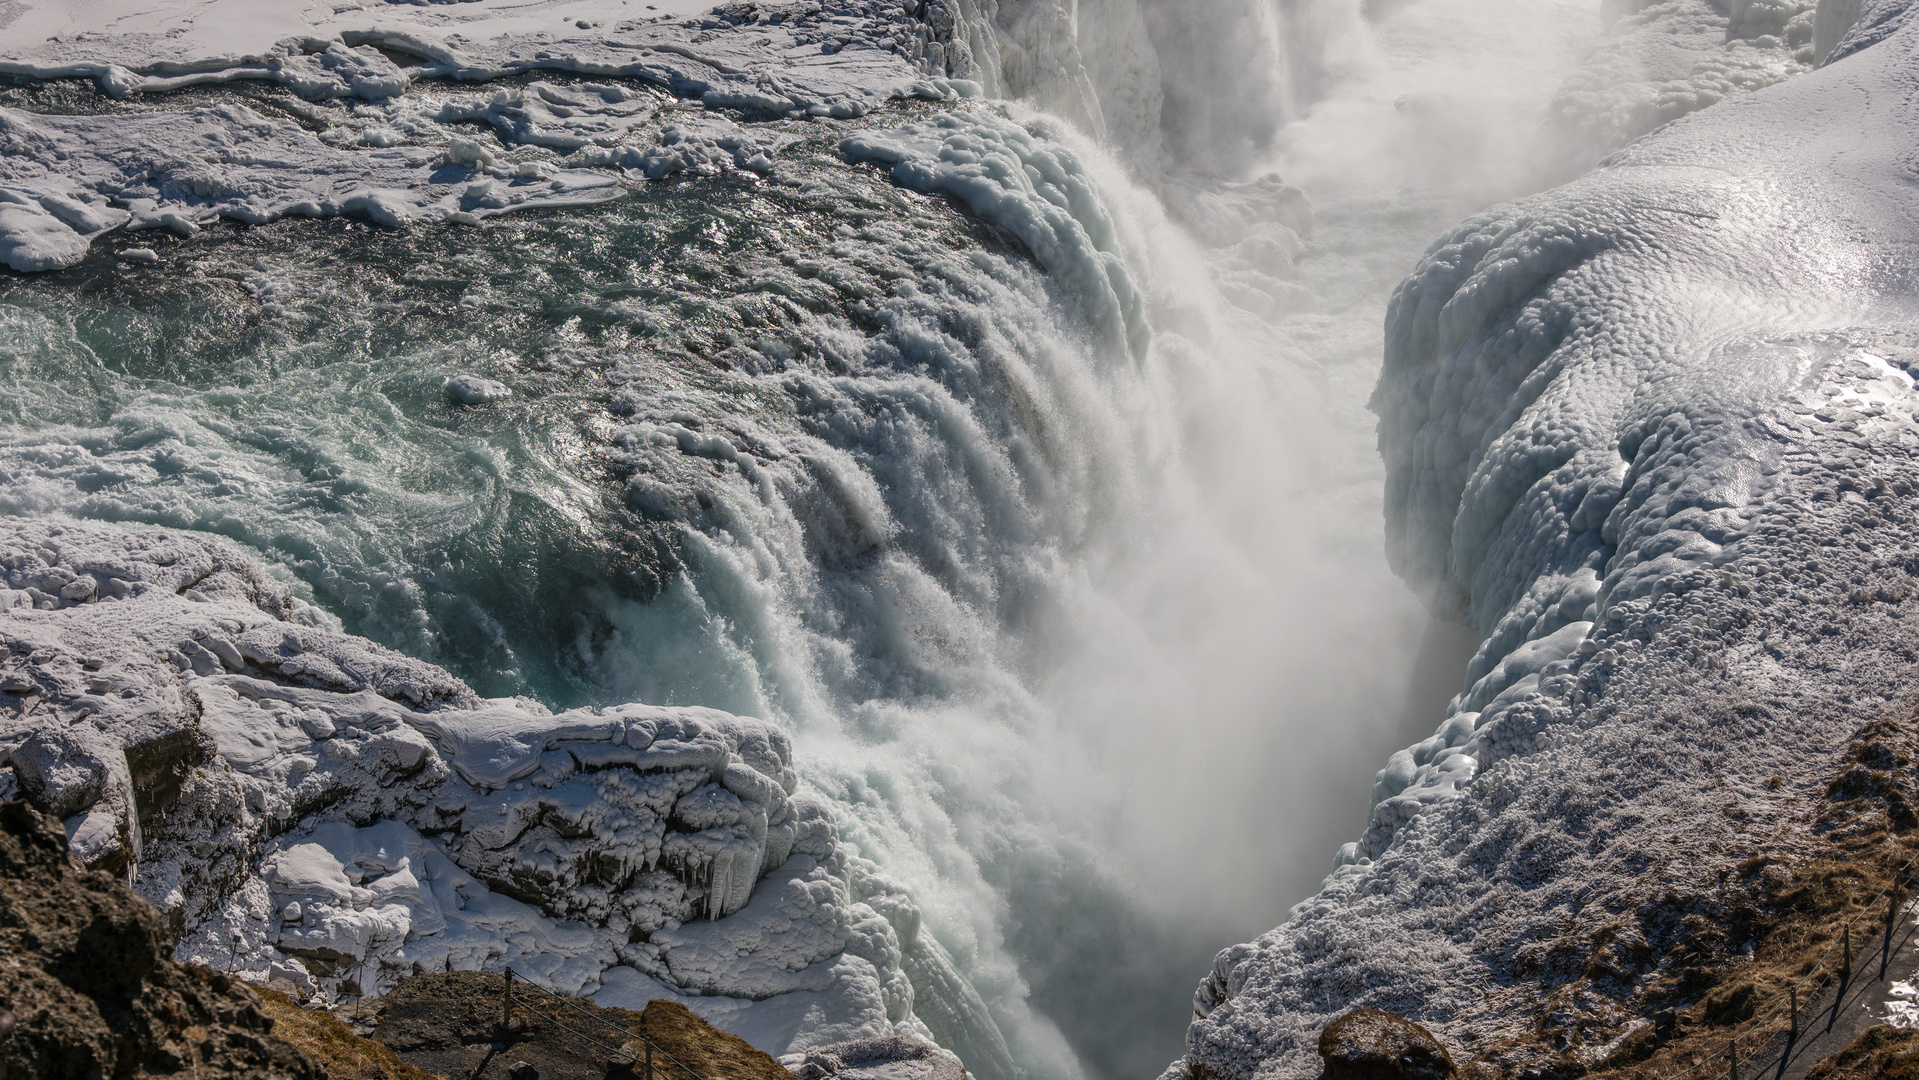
[1843,924,1853,982]
[647,1039,654,1080]
[1778,986,1797,1080]
[502,968,514,1034]
[1887,881,1910,981]
[1729,1037,1739,1080]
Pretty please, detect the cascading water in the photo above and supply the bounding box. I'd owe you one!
[0,0,1695,1077]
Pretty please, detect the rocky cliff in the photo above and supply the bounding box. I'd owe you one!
[0,798,318,1079]
[1170,2,1919,1077]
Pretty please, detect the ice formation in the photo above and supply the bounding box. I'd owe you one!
[1170,2,1919,1077]
[0,0,987,272]
[1540,0,1821,180]
[0,516,989,1060]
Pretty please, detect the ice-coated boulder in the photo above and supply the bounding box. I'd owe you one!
[781,1036,969,1080]
[0,517,938,1058]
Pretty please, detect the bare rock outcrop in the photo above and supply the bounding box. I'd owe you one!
[0,798,318,1080]
[1315,1010,1456,1080]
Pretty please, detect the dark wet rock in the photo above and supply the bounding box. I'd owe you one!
[0,799,318,1080]
[1317,1009,1457,1080]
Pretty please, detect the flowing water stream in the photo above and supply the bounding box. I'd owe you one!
[0,1,1601,1076]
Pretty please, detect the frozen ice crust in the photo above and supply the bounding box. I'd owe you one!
[0,0,986,272]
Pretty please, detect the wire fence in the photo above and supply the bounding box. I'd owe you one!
[1646,847,1919,1080]
[497,968,707,1080]
[353,849,1919,1080]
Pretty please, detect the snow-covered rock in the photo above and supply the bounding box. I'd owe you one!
[780,1035,969,1080]
[0,0,986,272]
[1171,3,1919,1078]
[0,516,954,1059]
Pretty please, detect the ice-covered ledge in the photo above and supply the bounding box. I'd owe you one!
[0,517,1009,1077]
[0,0,985,272]
[1169,3,1919,1077]
[0,0,979,106]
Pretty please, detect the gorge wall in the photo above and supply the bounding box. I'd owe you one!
[1169,2,1919,1076]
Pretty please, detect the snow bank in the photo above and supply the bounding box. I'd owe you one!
[0,0,986,272]
[0,516,975,1060]
[1171,3,1919,1077]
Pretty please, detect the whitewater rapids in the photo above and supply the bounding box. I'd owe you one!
[0,2,1424,1078]
[6,0,1910,1078]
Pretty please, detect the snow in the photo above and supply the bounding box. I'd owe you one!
[0,516,954,1059]
[1170,3,1919,1078]
[0,0,986,271]
[1889,978,1919,1028]
[4,0,725,64]
[0,188,130,272]
[11,0,1887,1077]
[0,5,1372,1077]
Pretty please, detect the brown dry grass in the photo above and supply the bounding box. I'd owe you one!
[253,985,444,1080]
[1457,714,1919,1080]
[355,969,793,1080]
[1581,715,1919,1080]
[622,999,793,1080]
[1803,1024,1919,1080]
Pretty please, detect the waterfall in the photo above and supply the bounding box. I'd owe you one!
[0,0,1767,1076]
